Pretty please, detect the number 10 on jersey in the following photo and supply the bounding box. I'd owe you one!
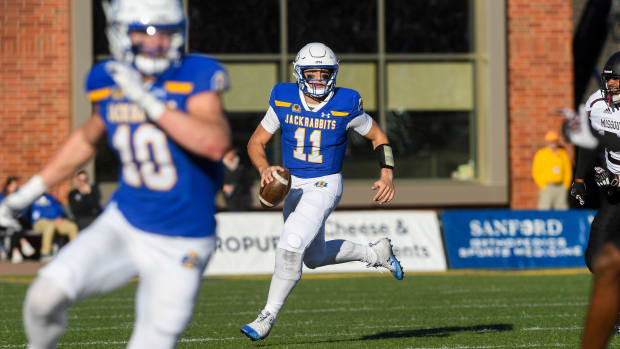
[112,124,178,191]
[293,127,323,163]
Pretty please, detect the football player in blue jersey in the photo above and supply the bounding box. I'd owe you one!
[0,0,231,347]
[240,42,402,341]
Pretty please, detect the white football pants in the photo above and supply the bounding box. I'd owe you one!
[278,173,342,257]
[30,202,216,348]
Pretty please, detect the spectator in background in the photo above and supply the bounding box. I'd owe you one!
[68,170,102,230]
[532,130,572,210]
[31,193,78,261]
[0,176,35,263]
[222,147,252,211]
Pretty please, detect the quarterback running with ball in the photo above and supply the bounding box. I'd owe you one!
[241,42,403,341]
[0,0,231,347]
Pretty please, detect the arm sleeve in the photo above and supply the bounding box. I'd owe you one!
[260,106,280,134]
[346,112,373,136]
[574,146,597,179]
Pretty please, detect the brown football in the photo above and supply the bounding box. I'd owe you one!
[259,168,292,208]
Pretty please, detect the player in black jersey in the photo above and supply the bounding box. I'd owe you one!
[564,51,620,349]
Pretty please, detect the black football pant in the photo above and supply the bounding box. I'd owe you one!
[586,190,620,272]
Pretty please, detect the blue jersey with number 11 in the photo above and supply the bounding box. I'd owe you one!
[269,83,365,178]
[85,54,229,238]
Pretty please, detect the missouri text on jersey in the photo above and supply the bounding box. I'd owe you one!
[601,118,620,130]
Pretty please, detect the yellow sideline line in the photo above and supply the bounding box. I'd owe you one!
[0,268,590,284]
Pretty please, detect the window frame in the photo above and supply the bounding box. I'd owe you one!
[74,0,507,207]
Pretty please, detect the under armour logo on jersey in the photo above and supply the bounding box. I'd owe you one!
[315,181,328,188]
[321,112,331,119]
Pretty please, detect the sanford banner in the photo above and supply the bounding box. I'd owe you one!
[441,209,596,269]
[206,210,446,275]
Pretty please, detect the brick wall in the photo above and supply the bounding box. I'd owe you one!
[0,0,72,203]
[507,0,574,208]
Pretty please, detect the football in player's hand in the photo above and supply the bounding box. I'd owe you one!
[259,168,291,208]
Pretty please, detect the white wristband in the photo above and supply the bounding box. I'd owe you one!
[140,93,166,122]
[5,174,47,211]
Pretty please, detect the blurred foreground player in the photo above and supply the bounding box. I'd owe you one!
[562,51,620,349]
[0,0,231,347]
[241,42,402,341]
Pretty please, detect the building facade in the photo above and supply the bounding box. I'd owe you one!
[0,0,576,208]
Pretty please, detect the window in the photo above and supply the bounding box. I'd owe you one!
[387,111,472,179]
[85,0,507,206]
[288,0,377,53]
[188,0,280,53]
[385,0,472,53]
[92,0,109,57]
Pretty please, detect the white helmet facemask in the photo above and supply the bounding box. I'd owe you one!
[103,0,186,76]
[293,42,339,98]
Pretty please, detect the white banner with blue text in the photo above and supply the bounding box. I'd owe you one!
[205,210,446,275]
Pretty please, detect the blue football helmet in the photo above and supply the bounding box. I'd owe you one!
[103,0,186,76]
[293,42,339,98]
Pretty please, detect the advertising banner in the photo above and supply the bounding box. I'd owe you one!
[206,210,446,275]
[441,209,596,269]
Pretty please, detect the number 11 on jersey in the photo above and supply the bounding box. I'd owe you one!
[293,127,323,163]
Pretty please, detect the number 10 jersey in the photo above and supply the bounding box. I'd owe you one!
[85,54,229,238]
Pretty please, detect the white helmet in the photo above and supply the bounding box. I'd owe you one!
[293,42,339,98]
[103,0,186,75]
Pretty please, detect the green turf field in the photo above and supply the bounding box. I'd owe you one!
[2,270,619,348]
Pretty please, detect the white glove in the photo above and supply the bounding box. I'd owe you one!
[0,175,47,231]
[105,61,165,121]
[5,175,47,210]
[559,105,599,149]
[0,203,21,231]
